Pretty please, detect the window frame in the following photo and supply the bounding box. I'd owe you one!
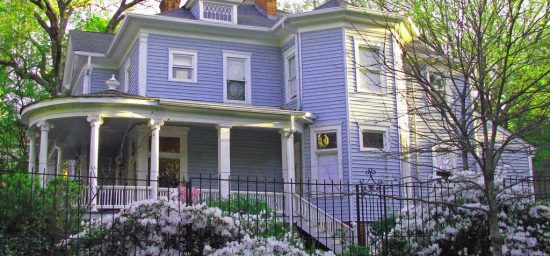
[168,49,198,83]
[425,68,451,108]
[222,50,252,104]
[310,124,343,181]
[358,124,390,152]
[123,61,131,93]
[283,46,299,103]
[354,38,386,94]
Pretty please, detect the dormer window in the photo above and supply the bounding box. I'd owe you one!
[198,1,238,23]
[203,2,233,22]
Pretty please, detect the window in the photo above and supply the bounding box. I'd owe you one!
[284,48,298,102]
[359,125,389,151]
[432,146,456,173]
[169,49,197,83]
[123,62,131,93]
[202,2,235,23]
[223,50,251,104]
[355,40,384,93]
[426,71,448,107]
[316,132,338,150]
[362,131,384,149]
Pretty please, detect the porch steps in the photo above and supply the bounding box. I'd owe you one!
[293,219,344,254]
[291,194,354,254]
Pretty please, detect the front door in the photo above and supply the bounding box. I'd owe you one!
[158,136,183,187]
[317,152,338,181]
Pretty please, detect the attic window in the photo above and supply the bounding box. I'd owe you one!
[202,2,233,23]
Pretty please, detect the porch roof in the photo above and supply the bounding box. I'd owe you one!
[21,95,315,130]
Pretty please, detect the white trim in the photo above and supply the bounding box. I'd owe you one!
[123,61,131,93]
[222,50,252,104]
[232,4,238,24]
[296,34,303,110]
[310,124,343,181]
[168,49,198,83]
[358,124,390,152]
[342,29,352,183]
[353,38,386,94]
[283,46,298,103]
[138,33,148,97]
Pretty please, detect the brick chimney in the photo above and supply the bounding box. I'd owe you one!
[159,0,181,13]
[256,0,277,17]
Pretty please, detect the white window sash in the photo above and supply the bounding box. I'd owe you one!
[283,47,299,103]
[168,49,198,83]
[354,38,385,94]
[222,50,252,104]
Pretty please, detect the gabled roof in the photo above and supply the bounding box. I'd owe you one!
[69,30,114,54]
[315,0,357,10]
[157,4,283,28]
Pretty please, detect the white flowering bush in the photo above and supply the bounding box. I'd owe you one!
[205,234,336,256]
[59,199,245,255]
[59,196,335,256]
[377,171,550,256]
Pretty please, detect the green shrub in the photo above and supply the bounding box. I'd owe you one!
[0,172,85,254]
[206,195,270,214]
[340,244,370,256]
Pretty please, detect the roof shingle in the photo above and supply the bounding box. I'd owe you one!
[69,30,114,54]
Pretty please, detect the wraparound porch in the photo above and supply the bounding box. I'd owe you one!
[22,96,313,210]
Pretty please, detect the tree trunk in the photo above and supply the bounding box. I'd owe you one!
[486,170,504,256]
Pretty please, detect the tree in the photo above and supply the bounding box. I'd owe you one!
[348,0,549,255]
[0,0,153,169]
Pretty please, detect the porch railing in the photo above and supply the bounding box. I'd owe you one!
[92,186,284,211]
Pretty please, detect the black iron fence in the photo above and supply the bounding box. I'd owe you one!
[0,169,548,255]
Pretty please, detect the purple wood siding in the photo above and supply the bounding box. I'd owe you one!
[146,34,282,107]
[90,68,117,93]
[187,127,282,182]
[300,28,349,181]
[188,127,218,178]
[345,31,401,183]
[230,128,282,180]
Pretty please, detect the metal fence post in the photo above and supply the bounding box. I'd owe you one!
[382,185,389,256]
[355,184,365,246]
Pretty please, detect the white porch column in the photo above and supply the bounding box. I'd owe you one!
[56,146,63,175]
[87,115,103,211]
[280,129,296,224]
[37,121,52,187]
[27,130,38,173]
[217,125,231,198]
[149,119,164,200]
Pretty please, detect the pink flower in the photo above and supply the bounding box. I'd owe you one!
[177,184,201,204]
